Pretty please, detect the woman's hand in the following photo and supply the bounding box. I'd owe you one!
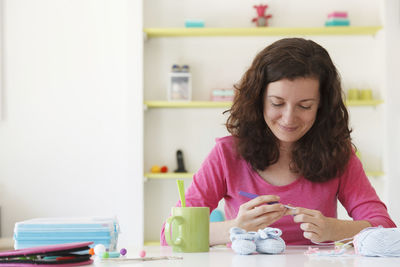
[290,207,336,242]
[234,195,287,232]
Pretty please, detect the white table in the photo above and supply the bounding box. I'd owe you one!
[94,245,400,267]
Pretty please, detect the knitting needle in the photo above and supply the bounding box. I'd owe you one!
[239,191,296,210]
[100,256,183,262]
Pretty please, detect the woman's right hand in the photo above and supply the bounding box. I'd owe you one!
[234,195,287,231]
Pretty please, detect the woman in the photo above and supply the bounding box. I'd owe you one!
[161,38,395,246]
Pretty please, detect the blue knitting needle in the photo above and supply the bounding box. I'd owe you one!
[239,191,296,210]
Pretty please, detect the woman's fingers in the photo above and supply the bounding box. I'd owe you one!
[243,208,286,231]
[240,195,281,210]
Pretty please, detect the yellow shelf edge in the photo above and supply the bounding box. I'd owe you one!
[144,101,231,108]
[144,172,195,179]
[345,99,384,106]
[365,171,384,177]
[144,26,382,37]
[144,100,383,108]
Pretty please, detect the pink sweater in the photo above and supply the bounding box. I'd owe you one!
[161,136,396,245]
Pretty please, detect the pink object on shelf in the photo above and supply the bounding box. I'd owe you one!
[327,11,348,18]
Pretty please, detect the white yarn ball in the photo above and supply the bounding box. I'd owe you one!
[354,227,400,257]
[93,244,106,256]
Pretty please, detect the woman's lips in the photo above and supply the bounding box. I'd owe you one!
[279,124,298,132]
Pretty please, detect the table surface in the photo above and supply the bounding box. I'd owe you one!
[94,245,400,267]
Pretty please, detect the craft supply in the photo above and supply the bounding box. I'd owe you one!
[311,237,353,246]
[139,250,146,258]
[93,244,106,256]
[0,242,93,265]
[14,217,119,250]
[107,251,121,258]
[177,180,186,207]
[230,227,257,255]
[102,252,109,258]
[238,191,296,210]
[306,227,400,257]
[100,256,183,262]
[210,209,225,222]
[88,248,95,255]
[354,226,400,257]
[229,227,285,255]
[325,11,350,26]
[256,228,285,254]
[120,248,127,256]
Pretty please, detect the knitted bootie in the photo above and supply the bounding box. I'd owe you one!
[229,227,257,255]
[255,227,286,254]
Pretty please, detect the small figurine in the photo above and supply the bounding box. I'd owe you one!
[252,4,272,27]
[174,150,187,173]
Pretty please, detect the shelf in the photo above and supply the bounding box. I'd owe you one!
[144,101,231,108]
[345,99,384,106]
[144,26,382,38]
[366,171,385,177]
[144,172,194,179]
[144,100,383,109]
[145,171,383,180]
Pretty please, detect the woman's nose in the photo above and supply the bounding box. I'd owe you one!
[281,106,295,125]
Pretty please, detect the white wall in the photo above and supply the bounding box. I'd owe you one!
[383,0,400,225]
[0,0,143,247]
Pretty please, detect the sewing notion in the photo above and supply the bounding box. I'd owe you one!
[238,191,296,210]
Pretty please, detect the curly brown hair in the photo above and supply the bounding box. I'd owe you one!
[226,38,352,182]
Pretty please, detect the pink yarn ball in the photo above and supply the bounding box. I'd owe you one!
[139,250,146,258]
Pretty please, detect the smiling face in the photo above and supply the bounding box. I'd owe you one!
[264,77,320,147]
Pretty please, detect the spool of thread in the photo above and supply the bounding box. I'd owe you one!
[354,227,400,257]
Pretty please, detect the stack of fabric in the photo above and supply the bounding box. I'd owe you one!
[13,217,119,250]
[211,89,234,102]
[325,11,350,26]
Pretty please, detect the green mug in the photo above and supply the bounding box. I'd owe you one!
[165,207,210,252]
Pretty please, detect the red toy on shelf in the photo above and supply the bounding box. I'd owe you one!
[252,4,272,27]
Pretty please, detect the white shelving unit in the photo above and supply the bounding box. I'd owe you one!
[142,0,385,244]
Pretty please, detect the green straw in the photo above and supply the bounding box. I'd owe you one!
[176,180,186,207]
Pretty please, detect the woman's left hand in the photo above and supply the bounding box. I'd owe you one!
[290,207,336,242]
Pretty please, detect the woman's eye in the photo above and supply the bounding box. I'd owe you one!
[299,105,312,110]
[271,102,283,107]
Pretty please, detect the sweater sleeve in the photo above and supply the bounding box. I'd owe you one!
[160,139,228,245]
[338,153,396,228]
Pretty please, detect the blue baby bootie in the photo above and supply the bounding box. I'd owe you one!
[229,227,257,255]
[255,227,286,254]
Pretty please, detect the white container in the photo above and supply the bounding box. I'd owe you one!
[168,72,192,101]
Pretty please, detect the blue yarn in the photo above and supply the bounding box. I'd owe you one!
[354,227,400,257]
[255,228,285,254]
[229,227,285,255]
[210,209,225,222]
